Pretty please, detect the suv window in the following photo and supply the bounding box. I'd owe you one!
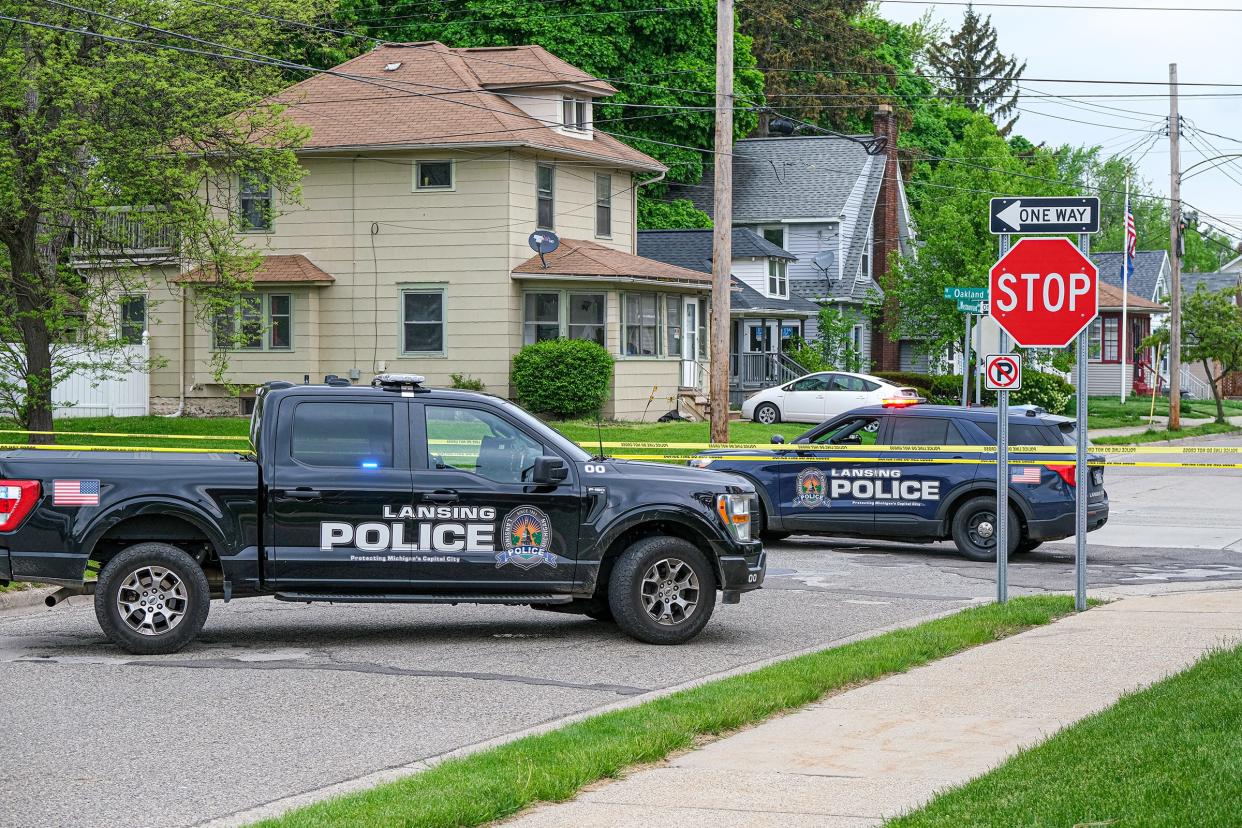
[976,421,1051,447]
[291,401,394,468]
[426,405,544,484]
[807,415,881,446]
[887,417,948,445]
[789,375,829,392]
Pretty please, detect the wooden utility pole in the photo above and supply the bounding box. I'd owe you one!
[709,0,733,443]
[1168,62,1182,430]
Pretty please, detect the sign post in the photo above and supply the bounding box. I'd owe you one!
[984,351,1021,601]
[944,287,989,407]
[988,229,1099,609]
[963,313,973,407]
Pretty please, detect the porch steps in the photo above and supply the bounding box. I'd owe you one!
[676,388,711,422]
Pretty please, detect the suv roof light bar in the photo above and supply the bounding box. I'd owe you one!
[372,373,429,393]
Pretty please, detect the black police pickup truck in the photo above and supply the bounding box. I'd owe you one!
[0,375,764,653]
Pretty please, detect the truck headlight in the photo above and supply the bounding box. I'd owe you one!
[716,493,752,543]
[688,457,713,468]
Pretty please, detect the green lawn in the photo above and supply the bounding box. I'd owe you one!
[1091,422,1242,445]
[887,642,1242,828]
[1079,395,1242,429]
[255,596,1078,828]
[0,415,251,451]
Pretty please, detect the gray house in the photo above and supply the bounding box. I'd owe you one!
[665,107,918,372]
[1091,250,1170,303]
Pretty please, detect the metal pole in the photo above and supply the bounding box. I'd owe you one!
[963,313,973,407]
[1168,62,1183,431]
[996,233,1011,603]
[1121,174,1130,404]
[1075,232,1091,611]
[708,0,733,443]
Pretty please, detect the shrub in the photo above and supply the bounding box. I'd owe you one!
[450,373,485,392]
[874,371,963,405]
[979,370,1074,414]
[783,338,832,373]
[511,339,613,418]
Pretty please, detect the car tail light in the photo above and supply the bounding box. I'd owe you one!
[0,480,40,531]
[1049,464,1076,488]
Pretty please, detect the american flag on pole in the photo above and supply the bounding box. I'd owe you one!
[1010,467,1041,485]
[1122,206,1137,285]
[53,479,100,506]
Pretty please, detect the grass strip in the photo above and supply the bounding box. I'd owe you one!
[255,595,1078,828]
[886,641,1242,828]
[1092,421,1241,445]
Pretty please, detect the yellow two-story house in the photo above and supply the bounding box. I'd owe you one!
[121,41,710,419]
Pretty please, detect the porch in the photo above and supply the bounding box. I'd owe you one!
[728,316,809,409]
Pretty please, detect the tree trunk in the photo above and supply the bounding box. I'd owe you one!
[18,313,54,444]
[1205,359,1225,425]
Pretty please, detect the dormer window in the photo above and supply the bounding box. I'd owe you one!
[561,96,590,133]
[767,258,788,299]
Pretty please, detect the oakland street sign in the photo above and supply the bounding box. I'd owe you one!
[989,197,1100,235]
[989,237,1099,348]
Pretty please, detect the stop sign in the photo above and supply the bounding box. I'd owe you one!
[989,237,1098,348]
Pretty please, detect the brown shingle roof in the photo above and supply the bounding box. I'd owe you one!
[512,239,710,284]
[1099,281,1164,312]
[175,254,335,284]
[266,42,660,171]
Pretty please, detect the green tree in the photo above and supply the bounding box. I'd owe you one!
[326,0,764,225]
[1,1,320,439]
[1145,286,1242,423]
[786,304,874,373]
[927,5,1025,135]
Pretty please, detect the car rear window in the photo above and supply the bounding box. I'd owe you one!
[291,401,395,468]
[887,417,949,445]
[976,421,1053,447]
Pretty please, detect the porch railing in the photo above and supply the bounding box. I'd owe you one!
[72,207,176,263]
[729,352,805,389]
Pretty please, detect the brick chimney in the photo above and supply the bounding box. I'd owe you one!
[869,104,903,372]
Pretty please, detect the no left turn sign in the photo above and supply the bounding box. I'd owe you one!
[985,354,1022,391]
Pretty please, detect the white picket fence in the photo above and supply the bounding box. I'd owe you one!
[1,343,150,418]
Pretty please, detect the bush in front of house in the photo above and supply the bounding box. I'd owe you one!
[511,339,613,418]
[874,371,963,405]
[979,370,1074,415]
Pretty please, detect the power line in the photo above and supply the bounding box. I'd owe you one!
[875,0,1242,12]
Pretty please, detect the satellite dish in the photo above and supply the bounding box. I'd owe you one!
[528,231,560,270]
[812,251,836,277]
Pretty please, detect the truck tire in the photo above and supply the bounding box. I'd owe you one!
[951,496,1020,562]
[95,543,210,655]
[608,536,716,644]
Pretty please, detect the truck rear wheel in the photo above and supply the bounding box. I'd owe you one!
[608,536,716,644]
[95,543,210,655]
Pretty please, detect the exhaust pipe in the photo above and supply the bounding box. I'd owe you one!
[44,582,95,607]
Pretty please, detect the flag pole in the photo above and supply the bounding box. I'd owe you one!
[1121,175,1129,404]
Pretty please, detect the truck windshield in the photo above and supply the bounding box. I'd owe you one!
[495,399,592,462]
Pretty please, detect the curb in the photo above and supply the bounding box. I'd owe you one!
[0,586,56,613]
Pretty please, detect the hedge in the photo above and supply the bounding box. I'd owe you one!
[511,339,613,418]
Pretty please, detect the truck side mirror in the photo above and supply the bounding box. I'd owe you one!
[532,456,569,485]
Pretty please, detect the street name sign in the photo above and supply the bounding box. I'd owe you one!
[989,197,1100,235]
[956,299,987,313]
[943,286,988,301]
[989,237,1099,348]
[984,354,1022,391]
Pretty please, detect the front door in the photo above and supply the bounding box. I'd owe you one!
[682,301,699,387]
[778,413,883,534]
[409,401,582,593]
[269,397,412,588]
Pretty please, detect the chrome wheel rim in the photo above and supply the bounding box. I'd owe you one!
[757,406,776,424]
[116,566,188,636]
[968,512,997,548]
[640,558,700,626]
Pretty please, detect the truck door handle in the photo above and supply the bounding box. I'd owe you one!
[423,490,459,504]
[280,488,321,499]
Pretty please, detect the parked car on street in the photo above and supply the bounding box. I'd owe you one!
[691,401,1108,561]
[0,375,765,653]
[741,371,922,424]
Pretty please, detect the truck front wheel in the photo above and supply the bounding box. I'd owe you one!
[95,543,211,655]
[608,536,716,644]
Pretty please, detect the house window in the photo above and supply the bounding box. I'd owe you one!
[623,293,659,356]
[415,160,453,191]
[698,298,708,359]
[213,294,262,350]
[1088,319,1102,360]
[862,230,873,280]
[666,296,683,357]
[536,164,555,230]
[401,289,445,354]
[561,96,589,132]
[1102,316,1120,362]
[120,294,147,344]
[595,173,612,237]
[239,173,272,232]
[767,258,788,298]
[568,293,605,345]
[268,294,291,350]
[523,292,560,345]
[761,226,785,248]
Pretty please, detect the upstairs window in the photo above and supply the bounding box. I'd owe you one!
[767,258,788,298]
[415,160,454,191]
[595,173,612,237]
[561,96,590,132]
[536,164,555,230]
[239,173,272,232]
[119,294,147,345]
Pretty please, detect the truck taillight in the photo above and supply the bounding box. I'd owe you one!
[0,480,40,531]
[1049,464,1076,488]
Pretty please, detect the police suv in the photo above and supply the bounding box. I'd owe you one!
[690,401,1108,560]
[0,375,764,653]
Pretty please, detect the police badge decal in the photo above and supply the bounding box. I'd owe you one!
[795,468,828,508]
[496,505,556,569]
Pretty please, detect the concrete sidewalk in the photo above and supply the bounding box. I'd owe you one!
[1088,413,1242,439]
[500,589,1242,828]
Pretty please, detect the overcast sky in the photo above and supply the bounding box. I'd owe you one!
[879,0,1242,257]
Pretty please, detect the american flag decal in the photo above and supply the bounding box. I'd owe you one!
[1010,467,1041,485]
[53,479,100,506]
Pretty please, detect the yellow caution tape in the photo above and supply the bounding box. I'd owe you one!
[0,442,247,454]
[618,454,1242,470]
[0,428,249,442]
[580,441,1242,455]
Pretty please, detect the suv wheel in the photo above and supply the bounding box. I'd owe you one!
[95,543,211,655]
[608,536,716,644]
[754,403,780,425]
[951,497,1020,562]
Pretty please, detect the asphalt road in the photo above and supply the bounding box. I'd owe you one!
[1,434,1239,828]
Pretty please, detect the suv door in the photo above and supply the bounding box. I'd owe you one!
[410,401,581,593]
[268,397,412,588]
[876,415,976,537]
[778,413,884,534]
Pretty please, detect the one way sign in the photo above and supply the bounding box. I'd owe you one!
[989,197,1100,235]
